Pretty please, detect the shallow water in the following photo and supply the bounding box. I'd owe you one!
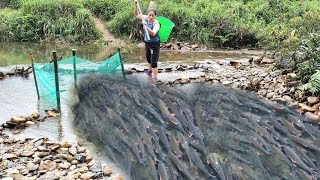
[0,42,259,66]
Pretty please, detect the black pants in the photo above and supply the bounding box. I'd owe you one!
[145,41,160,68]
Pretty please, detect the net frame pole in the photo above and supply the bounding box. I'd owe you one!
[53,51,61,111]
[30,53,40,100]
[72,49,77,88]
[118,48,126,80]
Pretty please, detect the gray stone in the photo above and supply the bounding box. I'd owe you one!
[27,162,39,171]
[266,92,276,99]
[77,147,86,153]
[3,153,16,160]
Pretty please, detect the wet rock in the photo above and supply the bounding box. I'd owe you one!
[103,166,113,176]
[11,116,27,124]
[0,72,5,79]
[25,121,35,126]
[299,103,317,112]
[32,112,40,119]
[111,175,125,180]
[307,96,320,105]
[47,111,60,117]
[75,154,86,163]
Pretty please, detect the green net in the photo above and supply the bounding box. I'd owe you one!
[33,51,124,110]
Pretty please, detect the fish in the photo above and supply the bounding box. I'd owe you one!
[289,134,320,152]
[206,153,227,180]
[130,139,143,164]
[176,131,195,167]
[244,101,272,114]
[142,133,158,162]
[168,132,183,157]
[156,126,172,153]
[189,146,210,176]
[142,104,166,124]
[158,161,169,180]
[169,152,194,180]
[283,146,315,174]
[164,156,178,180]
[148,155,159,180]
[131,89,141,106]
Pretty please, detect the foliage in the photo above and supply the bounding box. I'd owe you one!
[0,0,100,42]
[299,71,320,95]
[294,33,320,82]
[82,0,127,21]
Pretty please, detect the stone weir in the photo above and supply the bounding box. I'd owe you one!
[73,74,320,180]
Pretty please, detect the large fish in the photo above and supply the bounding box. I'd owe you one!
[207,153,226,180]
[169,152,194,180]
[158,161,169,180]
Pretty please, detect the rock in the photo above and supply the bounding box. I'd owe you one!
[47,111,60,117]
[80,172,95,180]
[20,151,34,157]
[191,44,199,49]
[75,154,86,163]
[58,161,71,169]
[25,121,35,126]
[261,58,274,64]
[0,72,5,79]
[299,103,317,112]
[32,112,40,119]
[3,153,16,160]
[11,116,27,124]
[77,147,86,153]
[103,166,113,176]
[71,160,79,165]
[50,144,61,151]
[307,96,320,105]
[69,146,77,156]
[221,80,232,85]
[266,92,276,99]
[287,73,297,80]
[86,154,93,163]
[39,161,57,171]
[37,146,48,151]
[27,162,39,171]
[111,175,125,180]
[137,42,145,48]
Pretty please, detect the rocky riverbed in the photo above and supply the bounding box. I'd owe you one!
[1,52,319,179]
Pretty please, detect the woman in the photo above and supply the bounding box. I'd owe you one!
[134,0,160,81]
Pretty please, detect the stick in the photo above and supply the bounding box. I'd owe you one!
[30,53,40,100]
[135,0,150,41]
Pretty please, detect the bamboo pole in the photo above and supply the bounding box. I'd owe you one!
[30,53,40,100]
[135,0,150,41]
[118,48,126,80]
[52,51,61,111]
[72,49,77,88]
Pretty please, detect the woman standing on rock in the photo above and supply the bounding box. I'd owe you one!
[134,0,160,81]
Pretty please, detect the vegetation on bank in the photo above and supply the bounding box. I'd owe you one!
[0,0,100,42]
[0,0,320,94]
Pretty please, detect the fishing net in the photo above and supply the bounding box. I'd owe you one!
[33,51,125,109]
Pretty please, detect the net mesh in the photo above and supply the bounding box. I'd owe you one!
[33,51,124,109]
